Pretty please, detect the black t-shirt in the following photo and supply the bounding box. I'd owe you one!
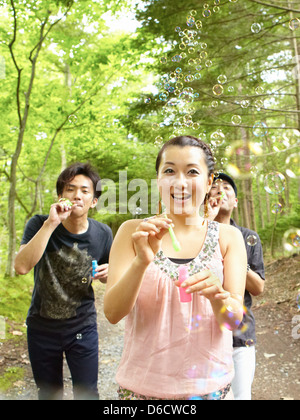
[230,219,265,347]
[21,215,113,333]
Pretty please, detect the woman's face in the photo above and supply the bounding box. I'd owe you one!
[157,145,213,216]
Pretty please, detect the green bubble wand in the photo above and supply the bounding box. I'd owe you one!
[168,221,181,252]
[161,208,181,253]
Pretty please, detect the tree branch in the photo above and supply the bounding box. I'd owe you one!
[8,0,22,126]
[248,0,300,13]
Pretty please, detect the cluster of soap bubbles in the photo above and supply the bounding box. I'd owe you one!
[143,2,299,260]
[144,3,231,143]
[143,0,272,158]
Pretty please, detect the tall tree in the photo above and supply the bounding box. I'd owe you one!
[0,0,142,276]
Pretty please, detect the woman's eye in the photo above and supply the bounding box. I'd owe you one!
[164,168,174,174]
[188,169,200,175]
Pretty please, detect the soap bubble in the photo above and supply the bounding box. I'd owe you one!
[271,203,283,214]
[240,99,250,108]
[225,141,262,179]
[251,23,261,33]
[160,56,167,64]
[253,121,268,137]
[154,136,163,148]
[231,115,242,125]
[264,172,286,195]
[135,207,143,215]
[144,97,151,104]
[283,229,300,252]
[172,54,181,62]
[210,130,225,147]
[202,9,211,18]
[255,86,264,95]
[76,334,82,340]
[186,16,196,27]
[213,84,224,96]
[68,115,77,124]
[254,98,264,109]
[245,339,254,347]
[289,18,300,31]
[159,92,168,101]
[217,74,227,84]
[285,153,300,178]
[246,235,258,246]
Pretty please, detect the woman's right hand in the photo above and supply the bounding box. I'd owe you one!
[132,216,173,266]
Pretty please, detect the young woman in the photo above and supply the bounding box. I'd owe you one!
[104,136,247,400]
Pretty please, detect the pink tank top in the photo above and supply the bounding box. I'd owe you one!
[116,221,234,399]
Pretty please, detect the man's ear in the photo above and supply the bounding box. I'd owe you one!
[90,197,98,209]
[234,198,238,209]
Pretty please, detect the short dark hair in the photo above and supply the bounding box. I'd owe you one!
[213,172,238,197]
[155,135,215,176]
[56,162,101,199]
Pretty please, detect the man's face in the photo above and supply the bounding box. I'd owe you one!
[59,174,98,216]
[209,179,238,213]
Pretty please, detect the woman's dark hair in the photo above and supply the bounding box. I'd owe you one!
[56,162,101,199]
[155,135,215,175]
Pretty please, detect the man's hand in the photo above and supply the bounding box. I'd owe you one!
[92,263,109,284]
[207,193,224,220]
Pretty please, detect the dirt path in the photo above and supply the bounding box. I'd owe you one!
[1,254,299,400]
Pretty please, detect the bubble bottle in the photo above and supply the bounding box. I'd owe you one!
[178,265,192,303]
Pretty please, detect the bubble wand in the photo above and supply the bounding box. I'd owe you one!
[169,224,181,252]
[162,213,181,252]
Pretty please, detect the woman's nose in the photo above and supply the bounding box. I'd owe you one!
[172,173,188,189]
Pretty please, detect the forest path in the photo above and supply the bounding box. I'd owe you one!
[1,255,299,400]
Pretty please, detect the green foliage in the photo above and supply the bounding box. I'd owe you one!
[0,273,33,321]
[258,204,300,257]
[0,366,24,392]
[0,0,299,277]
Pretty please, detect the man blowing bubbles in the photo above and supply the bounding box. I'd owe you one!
[208,173,265,401]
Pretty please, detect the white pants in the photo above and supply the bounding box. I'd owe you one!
[231,346,256,400]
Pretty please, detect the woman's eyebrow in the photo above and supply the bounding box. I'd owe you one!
[163,162,200,167]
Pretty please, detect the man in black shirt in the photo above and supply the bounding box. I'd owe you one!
[208,173,265,400]
[15,163,113,400]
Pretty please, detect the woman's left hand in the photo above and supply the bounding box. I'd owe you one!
[175,269,230,301]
